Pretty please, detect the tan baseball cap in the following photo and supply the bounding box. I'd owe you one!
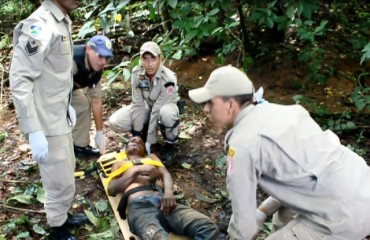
[188,65,254,103]
[140,41,161,57]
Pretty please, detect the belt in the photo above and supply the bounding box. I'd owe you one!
[117,184,162,220]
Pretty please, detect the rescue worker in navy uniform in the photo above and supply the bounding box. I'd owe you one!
[9,0,88,239]
[108,41,180,166]
[189,65,370,240]
[72,35,113,157]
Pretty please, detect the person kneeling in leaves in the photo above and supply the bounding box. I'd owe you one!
[107,136,219,240]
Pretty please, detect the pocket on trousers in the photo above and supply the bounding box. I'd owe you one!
[291,222,326,240]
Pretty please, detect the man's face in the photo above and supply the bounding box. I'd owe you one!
[203,96,232,129]
[141,52,161,78]
[86,46,109,72]
[53,0,80,14]
[126,137,145,157]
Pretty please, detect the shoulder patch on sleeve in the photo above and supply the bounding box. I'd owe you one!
[29,24,42,37]
[25,38,40,56]
[164,82,175,95]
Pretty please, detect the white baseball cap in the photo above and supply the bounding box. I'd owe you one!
[140,41,162,57]
[188,65,254,103]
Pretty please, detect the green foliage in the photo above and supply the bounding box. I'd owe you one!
[297,20,328,44]
[169,1,230,57]
[1,214,32,239]
[77,0,131,38]
[249,0,319,30]
[250,0,279,29]
[0,0,35,21]
[6,183,44,205]
[351,86,370,112]
[212,20,242,64]
[0,34,10,50]
[0,131,7,143]
[360,42,370,64]
[323,110,357,132]
[347,144,367,157]
[297,47,328,83]
[215,154,227,177]
[104,82,129,108]
[293,95,329,116]
[106,60,133,85]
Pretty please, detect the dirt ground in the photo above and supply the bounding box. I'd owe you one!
[0,55,369,239]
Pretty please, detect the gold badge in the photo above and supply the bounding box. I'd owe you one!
[227,147,236,158]
[227,146,236,175]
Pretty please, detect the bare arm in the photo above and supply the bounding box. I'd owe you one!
[91,96,103,131]
[149,153,176,215]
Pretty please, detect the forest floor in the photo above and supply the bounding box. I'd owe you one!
[0,51,369,240]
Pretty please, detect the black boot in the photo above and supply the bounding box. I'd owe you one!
[161,143,175,166]
[49,221,76,240]
[74,145,100,157]
[65,213,89,228]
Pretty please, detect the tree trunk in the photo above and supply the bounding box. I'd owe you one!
[235,0,250,55]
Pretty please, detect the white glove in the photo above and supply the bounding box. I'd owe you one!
[28,130,48,163]
[68,105,76,127]
[145,142,151,154]
[95,131,106,154]
[256,209,267,230]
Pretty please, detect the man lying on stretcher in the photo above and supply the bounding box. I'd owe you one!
[107,136,219,240]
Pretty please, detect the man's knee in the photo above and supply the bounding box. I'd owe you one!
[140,223,168,240]
[192,220,219,239]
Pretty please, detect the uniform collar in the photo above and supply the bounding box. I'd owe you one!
[139,64,165,81]
[234,104,255,128]
[224,104,255,151]
[44,0,70,22]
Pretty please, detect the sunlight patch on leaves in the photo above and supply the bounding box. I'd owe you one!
[32,224,46,235]
[87,229,114,239]
[7,194,33,205]
[85,209,98,227]
[36,186,45,204]
[360,42,370,64]
[15,231,29,239]
[181,163,192,169]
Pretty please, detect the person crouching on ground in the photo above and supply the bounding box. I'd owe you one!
[108,41,180,166]
[189,65,370,240]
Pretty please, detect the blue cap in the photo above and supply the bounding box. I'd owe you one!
[87,35,114,58]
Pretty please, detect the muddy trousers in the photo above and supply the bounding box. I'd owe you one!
[38,134,76,227]
[127,196,219,240]
[71,89,91,147]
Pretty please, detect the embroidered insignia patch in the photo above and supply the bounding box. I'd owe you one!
[166,86,174,95]
[227,147,236,175]
[164,82,175,95]
[29,25,41,36]
[139,75,145,80]
[105,40,112,49]
[25,39,39,56]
